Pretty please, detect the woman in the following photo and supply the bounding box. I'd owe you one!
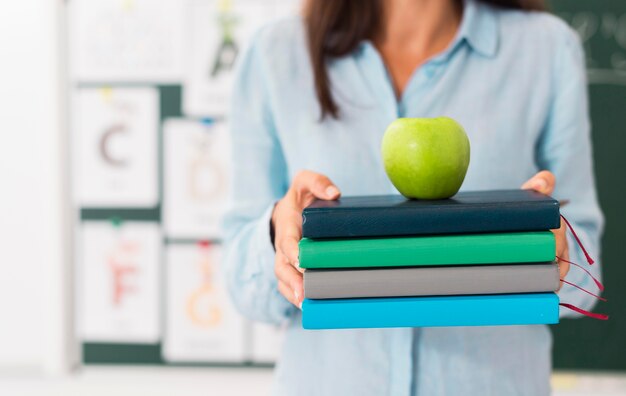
[223,0,604,394]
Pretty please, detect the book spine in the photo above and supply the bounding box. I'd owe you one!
[298,232,556,269]
[302,202,560,239]
[303,263,560,299]
[302,293,560,329]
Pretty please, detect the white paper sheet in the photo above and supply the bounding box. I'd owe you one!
[73,87,159,207]
[162,119,231,239]
[163,243,246,362]
[78,221,161,343]
[251,323,284,363]
[183,0,299,117]
[69,0,185,82]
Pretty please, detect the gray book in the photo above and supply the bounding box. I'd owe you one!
[304,263,559,299]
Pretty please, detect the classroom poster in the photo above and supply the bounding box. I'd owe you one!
[251,323,285,363]
[183,0,299,116]
[163,119,231,239]
[73,87,159,207]
[78,221,161,343]
[163,243,246,362]
[69,0,185,82]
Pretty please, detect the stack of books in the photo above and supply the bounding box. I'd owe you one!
[299,189,563,329]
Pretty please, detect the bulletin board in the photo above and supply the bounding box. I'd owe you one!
[69,0,626,369]
[76,84,280,366]
[69,0,295,366]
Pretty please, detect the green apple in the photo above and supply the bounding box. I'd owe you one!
[381,117,470,199]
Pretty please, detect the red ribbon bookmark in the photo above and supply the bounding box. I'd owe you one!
[559,303,609,320]
[560,215,594,265]
[560,279,607,302]
[556,256,604,291]
[555,216,608,320]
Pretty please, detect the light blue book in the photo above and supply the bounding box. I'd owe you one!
[302,293,559,330]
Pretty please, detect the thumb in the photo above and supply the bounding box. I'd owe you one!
[521,170,555,195]
[295,171,341,202]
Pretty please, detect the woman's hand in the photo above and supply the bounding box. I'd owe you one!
[272,171,341,308]
[521,170,569,289]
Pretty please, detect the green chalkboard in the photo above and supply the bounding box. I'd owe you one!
[551,0,626,371]
[83,343,164,365]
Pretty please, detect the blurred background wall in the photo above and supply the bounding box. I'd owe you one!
[67,0,297,368]
[0,0,69,374]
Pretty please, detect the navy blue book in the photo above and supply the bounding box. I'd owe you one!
[302,189,560,239]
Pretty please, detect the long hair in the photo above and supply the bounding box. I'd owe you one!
[303,0,546,120]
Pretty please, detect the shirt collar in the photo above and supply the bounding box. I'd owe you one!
[458,0,499,58]
[354,0,499,59]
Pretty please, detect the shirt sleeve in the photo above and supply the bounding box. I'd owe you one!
[221,33,297,325]
[536,27,605,318]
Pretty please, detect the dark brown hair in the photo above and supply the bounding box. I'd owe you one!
[304,0,546,120]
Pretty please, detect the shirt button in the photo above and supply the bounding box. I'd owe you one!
[398,102,406,117]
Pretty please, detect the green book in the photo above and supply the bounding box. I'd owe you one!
[298,231,555,269]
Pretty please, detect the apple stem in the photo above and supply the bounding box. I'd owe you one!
[560,214,595,265]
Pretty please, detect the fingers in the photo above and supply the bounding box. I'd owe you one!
[293,170,341,203]
[558,257,570,280]
[274,206,303,270]
[272,171,340,309]
[277,234,303,273]
[557,235,570,279]
[554,218,569,291]
[275,253,304,308]
[277,281,297,307]
[521,170,556,195]
[553,220,567,254]
[557,252,570,292]
[523,171,561,291]
[274,170,341,268]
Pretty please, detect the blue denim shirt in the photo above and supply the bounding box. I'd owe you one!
[223,1,604,394]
